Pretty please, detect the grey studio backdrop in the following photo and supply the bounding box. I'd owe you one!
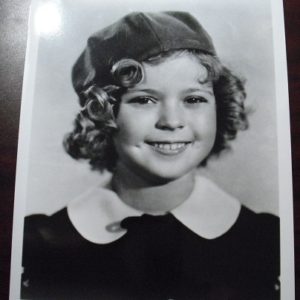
[24,0,278,215]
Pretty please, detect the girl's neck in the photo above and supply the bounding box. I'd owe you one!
[112,162,196,214]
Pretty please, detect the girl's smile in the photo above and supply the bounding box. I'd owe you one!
[145,141,192,156]
[113,53,217,183]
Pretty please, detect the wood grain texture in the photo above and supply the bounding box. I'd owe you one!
[284,1,300,299]
[0,1,298,299]
[0,1,30,299]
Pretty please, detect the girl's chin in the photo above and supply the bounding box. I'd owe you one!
[136,166,196,185]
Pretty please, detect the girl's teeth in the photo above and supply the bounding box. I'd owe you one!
[153,143,186,150]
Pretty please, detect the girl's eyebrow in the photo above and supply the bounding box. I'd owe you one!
[184,87,214,96]
[125,87,214,96]
[125,88,163,96]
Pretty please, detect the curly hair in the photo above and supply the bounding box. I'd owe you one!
[64,50,248,171]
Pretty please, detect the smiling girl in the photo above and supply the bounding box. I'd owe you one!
[21,12,279,299]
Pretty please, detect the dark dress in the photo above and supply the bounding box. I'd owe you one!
[21,206,280,300]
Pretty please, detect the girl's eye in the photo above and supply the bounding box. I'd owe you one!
[184,96,208,104]
[128,96,156,105]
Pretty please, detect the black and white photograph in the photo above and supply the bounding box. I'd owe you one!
[9,0,294,299]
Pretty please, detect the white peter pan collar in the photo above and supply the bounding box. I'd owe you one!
[67,176,241,244]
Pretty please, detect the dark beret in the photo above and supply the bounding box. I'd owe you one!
[72,11,216,104]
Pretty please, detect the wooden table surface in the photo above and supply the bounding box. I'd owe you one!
[0,0,299,299]
[285,0,300,298]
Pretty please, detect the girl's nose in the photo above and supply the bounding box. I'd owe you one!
[155,104,185,130]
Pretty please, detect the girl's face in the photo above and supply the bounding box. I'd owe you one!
[113,53,217,183]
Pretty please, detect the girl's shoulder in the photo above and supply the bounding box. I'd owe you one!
[225,206,280,280]
[239,205,279,228]
[23,208,85,257]
[233,205,280,247]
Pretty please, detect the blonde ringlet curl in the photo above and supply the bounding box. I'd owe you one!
[111,58,144,88]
